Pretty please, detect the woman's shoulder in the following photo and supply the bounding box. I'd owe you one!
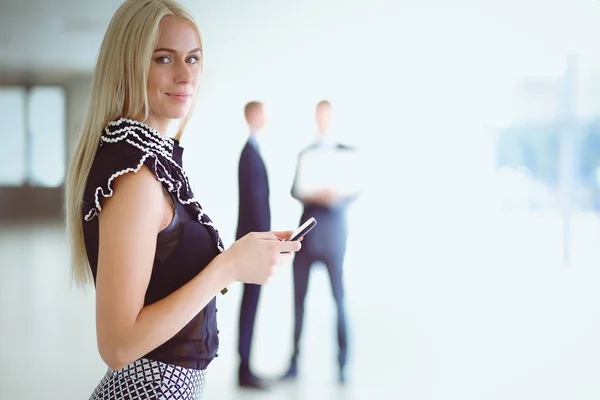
[89,118,177,179]
[99,118,176,156]
[82,118,185,222]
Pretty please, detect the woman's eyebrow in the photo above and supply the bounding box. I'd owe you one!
[154,47,202,54]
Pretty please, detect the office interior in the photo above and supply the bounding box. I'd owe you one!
[2,1,600,399]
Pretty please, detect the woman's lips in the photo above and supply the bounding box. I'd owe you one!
[166,93,191,101]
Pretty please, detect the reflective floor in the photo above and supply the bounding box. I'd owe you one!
[2,210,600,399]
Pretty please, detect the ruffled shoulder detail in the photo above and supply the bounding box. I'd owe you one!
[82,118,224,253]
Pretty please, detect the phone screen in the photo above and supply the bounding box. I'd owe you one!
[289,217,317,241]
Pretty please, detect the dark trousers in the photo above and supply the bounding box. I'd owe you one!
[238,283,261,375]
[290,248,348,367]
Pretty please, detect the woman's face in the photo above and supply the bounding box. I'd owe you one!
[146,16,202,131]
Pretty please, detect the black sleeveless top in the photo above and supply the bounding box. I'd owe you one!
[81,118,225,370]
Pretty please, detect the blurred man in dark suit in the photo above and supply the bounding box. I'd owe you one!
[282,100,358,384]
[236,101,271,390]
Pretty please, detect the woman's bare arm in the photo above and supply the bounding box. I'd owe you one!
[95,166,235,370]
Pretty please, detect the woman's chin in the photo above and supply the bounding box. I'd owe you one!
[164,108,191,120]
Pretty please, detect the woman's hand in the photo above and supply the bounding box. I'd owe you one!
[272,230,298,241]
[223,231,301,284]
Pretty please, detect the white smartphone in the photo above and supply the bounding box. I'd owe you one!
[288,217,317,241]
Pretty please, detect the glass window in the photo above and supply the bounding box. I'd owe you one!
[27,86,66,187]
[0,87,27,186]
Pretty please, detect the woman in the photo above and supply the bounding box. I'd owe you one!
[64,1,301,399]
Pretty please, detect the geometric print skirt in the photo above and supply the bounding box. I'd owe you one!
[89,358,206,400]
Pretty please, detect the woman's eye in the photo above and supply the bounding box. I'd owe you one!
[187,56,200,64]
[155,56,170,64]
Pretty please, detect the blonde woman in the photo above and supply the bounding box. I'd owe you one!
[64,1,301,398]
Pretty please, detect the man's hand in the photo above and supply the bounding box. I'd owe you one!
[302,188,340,207]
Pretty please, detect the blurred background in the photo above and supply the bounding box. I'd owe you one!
[2,0,600,399]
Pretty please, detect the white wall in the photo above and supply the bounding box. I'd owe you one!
[177,1,552,243]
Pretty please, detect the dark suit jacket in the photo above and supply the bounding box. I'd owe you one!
[236,139,271,240]
[290,143,358,255]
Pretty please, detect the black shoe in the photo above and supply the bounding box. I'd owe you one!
[238,371,270,390]
[280,362,298,381]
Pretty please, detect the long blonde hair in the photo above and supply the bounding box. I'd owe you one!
[65,0,202,287]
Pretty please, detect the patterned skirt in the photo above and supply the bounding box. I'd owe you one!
[89,358,206,400]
